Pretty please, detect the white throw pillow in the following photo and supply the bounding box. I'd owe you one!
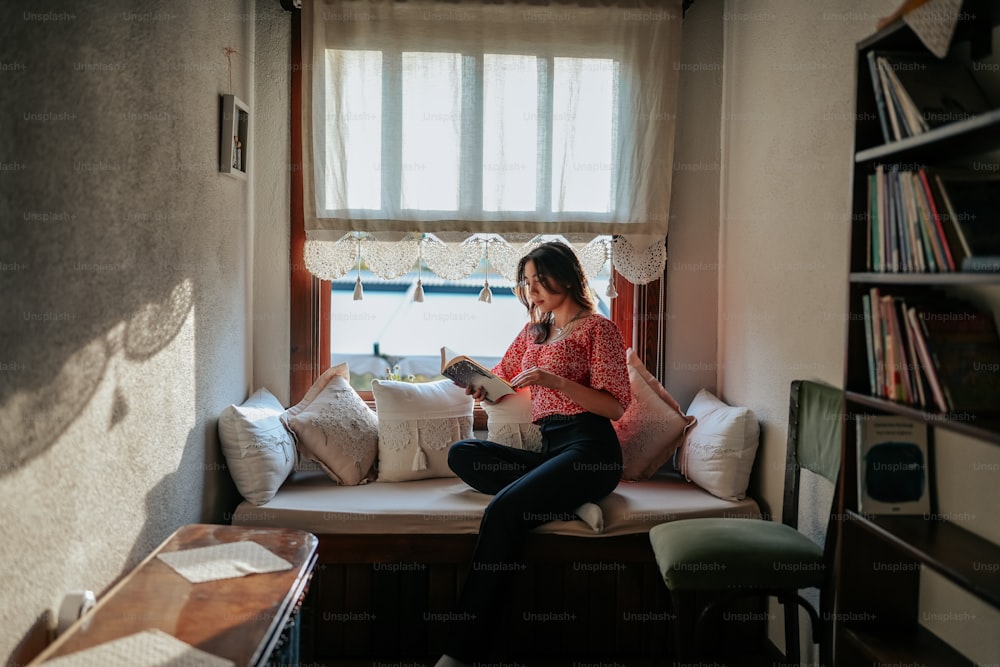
[371,379,474,482]
[615,348,696,481]
[482,388,542,452]
[283,362,379,486]
[678,389,760,501]
[218,388,296,505]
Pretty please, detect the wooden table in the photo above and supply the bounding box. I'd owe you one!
[30,524,318,666]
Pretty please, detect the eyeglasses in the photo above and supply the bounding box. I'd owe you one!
[517,275,548,289]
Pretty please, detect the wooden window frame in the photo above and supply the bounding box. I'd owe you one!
[289,10,330,405]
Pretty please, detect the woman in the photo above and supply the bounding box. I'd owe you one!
[435,240,631,667]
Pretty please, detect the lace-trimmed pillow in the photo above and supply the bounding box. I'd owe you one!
[482,388,542,452]
[371,379,474,482]
[678,389,760,501]
[218,388,296,505]
[615,348,697,481]
[283,362,379,486]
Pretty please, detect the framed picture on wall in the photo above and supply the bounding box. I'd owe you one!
[220,94,249,179]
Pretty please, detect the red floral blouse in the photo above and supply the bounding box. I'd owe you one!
[492,314,632,423]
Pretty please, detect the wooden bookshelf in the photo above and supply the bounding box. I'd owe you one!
[848,511,1000,607]
[839,625,976,667]
[834,3,1000,664]
[855,108,1000,165]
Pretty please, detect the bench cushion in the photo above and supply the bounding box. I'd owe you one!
[231,471,761,537]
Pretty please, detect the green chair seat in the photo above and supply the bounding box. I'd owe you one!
[650,518,825,592]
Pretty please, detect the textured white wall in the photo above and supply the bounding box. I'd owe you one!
[717,0,897,519]
[0,0,251,661]
[252,0,293,406]
[663,0,724,410]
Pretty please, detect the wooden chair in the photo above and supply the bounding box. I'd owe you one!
[648,379,842,665]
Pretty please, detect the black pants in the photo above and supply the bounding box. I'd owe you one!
[444,412,623,661]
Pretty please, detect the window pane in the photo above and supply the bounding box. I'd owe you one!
[330,267,614,391]
[401,52,461,211]
[330,276,527,390]
[552,58,617,213]
[325,49,382,210]
[483,55,538,212]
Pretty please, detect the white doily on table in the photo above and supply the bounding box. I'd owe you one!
[157,541,292,584]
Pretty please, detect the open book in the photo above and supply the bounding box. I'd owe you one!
[440,346,515,403]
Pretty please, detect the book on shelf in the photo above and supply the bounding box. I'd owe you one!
[930,170,1000,272]
[866,51,993,143]
[880,294,907,402]
[916,168,956,271]
[864,165,1000,273]
[901,301,927,409]
[866,51,892,150]
[867,286,886,398]
[912,169,946,272]
[878,294,928,406]
[440,346,515,403]
[860,293,1000,413]
[915,301,1000,413]
[856,415,930,515]
[876,55,910,141]
[881,55,930,138]
[862,293,878,395]
[865,164,943,273]
[905,305,948,413]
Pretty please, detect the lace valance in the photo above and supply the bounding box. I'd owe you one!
[305,232,667,295]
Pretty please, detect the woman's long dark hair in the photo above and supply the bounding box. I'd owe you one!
[514,241,596,344]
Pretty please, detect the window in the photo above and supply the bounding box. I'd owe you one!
[322,50,622,221]
[302,0,681,239]
[292,0,682,402]
[329,261,616,392]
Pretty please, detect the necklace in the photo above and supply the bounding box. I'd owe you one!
[553,307,587,336]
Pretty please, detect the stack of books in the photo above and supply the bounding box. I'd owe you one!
[866,50,992,142]
[861,290,1000,413]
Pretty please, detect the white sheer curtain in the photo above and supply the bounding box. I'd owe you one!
[300,0,682,285]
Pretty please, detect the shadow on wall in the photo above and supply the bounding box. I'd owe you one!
[0,0,242,480]
[0,0,253,662]
[0,280,194,476]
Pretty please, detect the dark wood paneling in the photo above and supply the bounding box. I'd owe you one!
[302,534,674,662]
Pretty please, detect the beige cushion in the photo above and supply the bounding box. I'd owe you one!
[283,362,378,486]
[615,349,696,480]
[678,389,760,501]
[371,379,474,482]
[231,471,762,536]
[218,388,296,505]
[482,388,542,452]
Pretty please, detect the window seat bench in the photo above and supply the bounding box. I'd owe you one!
[230,469,762,663]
